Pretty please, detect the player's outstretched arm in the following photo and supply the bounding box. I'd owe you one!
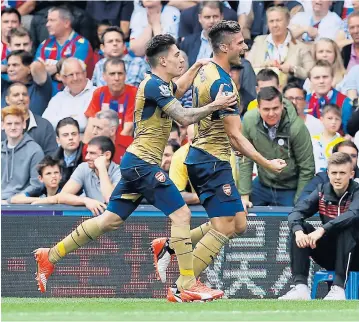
[174,59,211,99]
[165,84,236,126]
[223,115,287,174]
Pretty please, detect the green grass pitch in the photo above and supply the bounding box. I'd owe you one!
[2,298,359,321]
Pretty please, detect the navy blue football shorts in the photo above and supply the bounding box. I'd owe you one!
[107,152,185,220]
[185,146,244,218]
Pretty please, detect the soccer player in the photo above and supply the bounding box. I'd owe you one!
[33,34,238,302]
[151,21,287,299]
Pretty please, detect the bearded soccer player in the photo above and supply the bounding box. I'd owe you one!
[151,21,287,300]
[33,34,238,302]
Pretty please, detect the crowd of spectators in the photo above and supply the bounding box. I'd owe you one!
[1,0,359,213]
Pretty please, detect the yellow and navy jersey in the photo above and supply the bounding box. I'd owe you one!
[191,62,240,162]
[127,73,177,165]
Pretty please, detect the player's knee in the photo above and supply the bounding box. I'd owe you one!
[96,211,124,232]
[233,220,247,237]
[170,205,191,225]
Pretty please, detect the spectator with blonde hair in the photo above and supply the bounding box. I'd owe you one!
[303,38,346,92]
[1,105,44,202]
[247,5,314,86]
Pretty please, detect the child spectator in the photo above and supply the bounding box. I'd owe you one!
[312,104,345,173]
[10,156,62,204]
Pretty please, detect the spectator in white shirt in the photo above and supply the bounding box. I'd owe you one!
[43,57,95,133]
[129,0,180,57]
[289,0,344,42]
[283,82,324,136]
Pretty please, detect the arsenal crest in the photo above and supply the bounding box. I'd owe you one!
[223,184,231,196]
[155,171,166,183]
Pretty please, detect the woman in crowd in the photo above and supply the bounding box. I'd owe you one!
[304,38,346,92]
[247,5,314,87]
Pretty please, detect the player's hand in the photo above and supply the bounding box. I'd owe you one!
[213,84,237,111]
[295,230,310,248]
[94,155,108,170]
[307,227,325,249]
[241,195,253,209]
[84,198,106,216]
[266,159,287,173]
[195,58,212,67]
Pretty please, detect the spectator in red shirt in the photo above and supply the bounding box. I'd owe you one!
[84,57,136,150]
[82,109,129,165]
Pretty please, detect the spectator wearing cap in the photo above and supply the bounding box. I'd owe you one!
[92,26,148,88]
[247,5,314,86]
[43,57,95,134]
[239,86,315,208]
[35,6,94,95]
[129,1,180,57]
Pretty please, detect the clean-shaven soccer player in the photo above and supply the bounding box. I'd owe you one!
[33,34,238,302]
[151,21,287,300]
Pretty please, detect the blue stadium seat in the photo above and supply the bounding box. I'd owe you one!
[311,271,359,299]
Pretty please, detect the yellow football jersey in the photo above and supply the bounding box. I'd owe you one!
[191,62,241,162]
[127,73,177,165]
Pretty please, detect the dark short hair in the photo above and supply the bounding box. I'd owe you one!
[7,26,31,44]
[167,139,181,154]
[103,57,126,73]
[88,136,115,161]
[145,34,176,67]
[56,117,80,136]
[283,82,307,98]
[37,156,61,176]
[257,86,283,105]
[7,50,33,66]
[199,1,223,14]
[327,152,353,168]
[256,68,279,85]
[1,7,21,23]
[100,26,125,45]
[6,82,27,98]
[333,140,358,154]
[208,20,241,54]
[171,122,180,136]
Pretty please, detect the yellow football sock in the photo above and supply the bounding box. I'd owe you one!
[190,222,212,246]
[48,218,103,264]
[192,229,229,277]
[169,224,196,290]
